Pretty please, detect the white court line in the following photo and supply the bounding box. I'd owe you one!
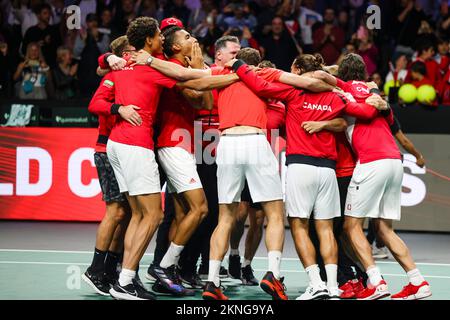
[1,249,450,267]
[0,261,449,279]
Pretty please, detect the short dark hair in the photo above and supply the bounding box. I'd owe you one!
[162,26,182,57]
[35,3,51,15]
[236,48,261,66]
[258,60,276,68]
[410,61,427,76]
[337,53,367,81]
[126,17,159,51]
[293,53,324,73]
[214,36,240,52]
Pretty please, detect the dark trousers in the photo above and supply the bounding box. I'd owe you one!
[151,161,219,275]
[309,175,366,286]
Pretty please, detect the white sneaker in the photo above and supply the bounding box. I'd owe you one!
[328,286,340,300]
[296,283,329,300]
[372,245,389,259]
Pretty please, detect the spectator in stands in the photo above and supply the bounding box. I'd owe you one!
[337,8,351,42]
[198,8,223,57]
[79,0,97,29]
[385,53,409,83]
[437,67,450,105]
[164,0,191,27]
[408,40,441,87]
[371,72,384,96]
[256,0,280,38]
[298,0,322,53]
[52,46,78,100]
[406,61,433,88]
[58,6,79,53]
[112,0,138,39]
[22,3,61,68]
[223,26,260,51]
[136,0,159,18]
[73,13,109,60]
[189,0,216,38]
[336,41,356,65]
[436,37,449,76]
[49,0,64,25]
[313,7,345,65]
[395,0,427,55]
[259,16,299,71]
[10,0,43,36]
[355,26,379,76]
[220,3,257,32]
[0,41,16,98]
[436,0,450,40]
[74,14,106,97]
[96,0,117,17]
[13,41,50,99]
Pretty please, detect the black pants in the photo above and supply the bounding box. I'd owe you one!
[151,161,219,275]
[309,175,366,286]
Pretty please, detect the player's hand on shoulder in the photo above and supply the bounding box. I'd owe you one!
[365,94,387,110]
[365,81,379,90]
[118,105,142,126]
[130,49,150,66]
[107,54,127,70]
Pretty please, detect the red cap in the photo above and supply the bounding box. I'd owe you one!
[160,17,184,31]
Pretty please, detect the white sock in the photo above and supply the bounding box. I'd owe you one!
[325,264,338,289]
[407,268,425,286]
[305,264,323,287]
[230,249,239,256]
[208,260,222,287]
[118,268,136,286]
[160,242,184,268]
[242,259,251,268]
[366,265,383,286]
[268,251,282,279]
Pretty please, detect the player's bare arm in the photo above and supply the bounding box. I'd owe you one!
[132,49,211,80]
[302,118,348,134]
[176,74,239,91]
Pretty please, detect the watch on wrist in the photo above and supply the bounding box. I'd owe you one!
[146,56,154,66]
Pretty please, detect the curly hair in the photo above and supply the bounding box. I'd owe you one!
[258,60,276,68]
[337,53,367,81]
[126,17,159,51]
[292,54,324,74]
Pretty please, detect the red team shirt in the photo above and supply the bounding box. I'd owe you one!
[211,67,283,130]
[235,64,379,163]
[335,78,401,164]
[156,58,196,153]
[88,65,177,150]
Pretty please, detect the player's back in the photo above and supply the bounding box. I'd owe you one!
[338,80,400,163]
[286,91,349,161]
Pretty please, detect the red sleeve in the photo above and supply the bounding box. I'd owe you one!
[98,53,112,70]
[343,101,378,120]
[335,78,350,91]
[153,70,178,88]
[257,68,283,82]
[236,64,298,102]
[385,107,394,125]
[88,72,116,116]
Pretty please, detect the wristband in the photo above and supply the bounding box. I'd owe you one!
[232,59,246,72]
[370,88,381,95]
[110,103,121,115]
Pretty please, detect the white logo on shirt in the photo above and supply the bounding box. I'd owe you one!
[302,102,332,112]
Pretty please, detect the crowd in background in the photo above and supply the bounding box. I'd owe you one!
[0,0,449,104]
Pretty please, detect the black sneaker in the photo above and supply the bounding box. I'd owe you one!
[110,280,156,300]
[134,273,145,289]
[228,255,241,279]
[82,268,111,296]
[198,264,208,280]
[146,263,158,281]
[181,272,205,289]
[153,265,195,296]
[220,266,228,278]
[241,265,258,286]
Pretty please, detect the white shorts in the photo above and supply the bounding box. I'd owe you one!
[106,140,160,196]
[344,159,403,220]
[286,164,340,220]
[157,147,202,194]
[216,133,283,204]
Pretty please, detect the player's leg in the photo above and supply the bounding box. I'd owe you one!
[241,206,264,286]
[245,134,286,300]
[228,200,248,279]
